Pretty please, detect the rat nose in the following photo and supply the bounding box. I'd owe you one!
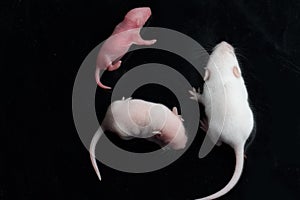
[147,8,151,14]
[220,41,234,51]
[213,41,234,53]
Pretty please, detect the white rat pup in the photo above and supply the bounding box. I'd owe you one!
[190,41,254,200]
[90,98,187,181]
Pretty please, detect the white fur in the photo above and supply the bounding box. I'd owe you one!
[190,41,254,200]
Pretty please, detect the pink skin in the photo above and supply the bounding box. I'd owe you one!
[154,107,187,150]
[90,98,187,180]
[95,7,157,89]
[101,99,187,149]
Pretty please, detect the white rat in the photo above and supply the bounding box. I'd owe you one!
[189,41,254,200]
[90,97,187,181]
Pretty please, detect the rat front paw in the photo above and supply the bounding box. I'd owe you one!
[189,87,201,102]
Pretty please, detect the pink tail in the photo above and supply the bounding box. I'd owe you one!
[95,68,111,89]
[196,146,245,200]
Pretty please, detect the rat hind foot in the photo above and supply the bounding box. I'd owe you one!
[107,61,122,71]
[200,117,208,132]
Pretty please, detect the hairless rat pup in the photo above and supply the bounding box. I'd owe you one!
[95,7,157,89]
[189,41,254,200]
[90,97,187,181]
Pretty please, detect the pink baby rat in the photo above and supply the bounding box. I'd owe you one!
[90,97,188,181]
[190,41,254,200]
[95,7,157,89]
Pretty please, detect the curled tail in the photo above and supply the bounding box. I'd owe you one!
[95,67,111,89]
[197,146,245,200]
[89,127,103,181]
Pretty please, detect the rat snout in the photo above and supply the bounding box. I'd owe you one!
[220,41,233,50]
[212,41,235,59]
[135,7,151,17]
[145,7,151,16]
[219,41,234,52]
[143,7,152,20]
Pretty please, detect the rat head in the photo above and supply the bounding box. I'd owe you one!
[205,41,242,82]
[124,7,152,28]
[155,107,188,150]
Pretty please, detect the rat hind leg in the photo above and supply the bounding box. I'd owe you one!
[107,60,122,71]
[200,117,208,132]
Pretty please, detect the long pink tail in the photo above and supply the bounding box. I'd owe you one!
[95,67,111,89]
[196,145,245,200]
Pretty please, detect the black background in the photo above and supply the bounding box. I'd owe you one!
[2,0,300,199]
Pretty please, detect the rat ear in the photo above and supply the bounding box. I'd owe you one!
[203,68,210,81]
[172,107,178,115]
[233,66,241,78]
